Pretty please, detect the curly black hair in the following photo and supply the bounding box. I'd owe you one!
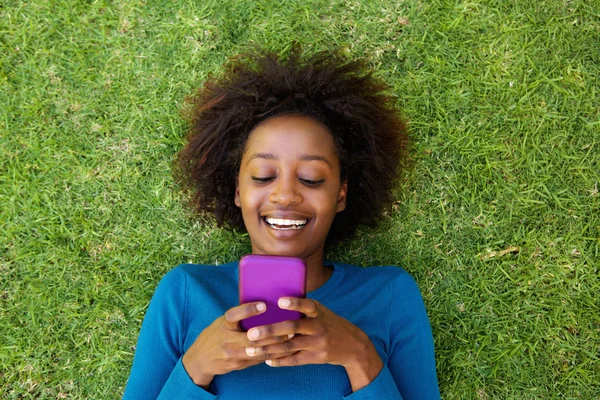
[176,49,410,246]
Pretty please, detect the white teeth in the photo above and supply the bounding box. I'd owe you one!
[265,217,307,227]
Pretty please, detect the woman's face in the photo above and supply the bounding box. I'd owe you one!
[235,114,347,260]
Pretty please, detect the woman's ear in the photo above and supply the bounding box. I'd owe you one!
[336,181,348,212]
[234,185,241,207]
[234,174,243,207]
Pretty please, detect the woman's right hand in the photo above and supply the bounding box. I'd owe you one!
[182,302,297,389]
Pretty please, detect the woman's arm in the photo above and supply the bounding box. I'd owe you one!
[383,272,440,399]
[340,271,440,399]
[123,267,298,399]
[243,271,440,399]
[122,268,216,400]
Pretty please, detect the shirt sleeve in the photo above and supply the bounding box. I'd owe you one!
[342,364,403,400]
[343,271,440,400]
[122,267,216,400]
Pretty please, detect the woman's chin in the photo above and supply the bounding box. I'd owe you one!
[251,243,321,260]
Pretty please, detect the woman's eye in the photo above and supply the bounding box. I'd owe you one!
[300,178,325,186]
[251,176,274,183]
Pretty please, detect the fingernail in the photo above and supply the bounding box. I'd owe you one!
[287,333,294,339]
[246,347,256,356]
[265,360,273,366]
[256,303,266,312]
[278,298,291,308]
[247,328,260,340]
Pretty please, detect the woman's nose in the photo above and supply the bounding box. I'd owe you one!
[268,177,303,206]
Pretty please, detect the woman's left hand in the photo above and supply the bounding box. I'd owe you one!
[244,297,384,392]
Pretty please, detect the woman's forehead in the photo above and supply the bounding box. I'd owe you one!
[243,115,338,161]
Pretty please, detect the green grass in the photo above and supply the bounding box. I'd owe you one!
[1,0,599,398]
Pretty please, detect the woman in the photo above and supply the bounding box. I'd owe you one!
[124,50,440,399]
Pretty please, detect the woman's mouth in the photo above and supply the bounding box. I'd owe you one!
[263,216,308,230]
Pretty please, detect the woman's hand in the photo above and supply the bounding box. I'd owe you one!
[243,298,384,392]
[182,302,298,389]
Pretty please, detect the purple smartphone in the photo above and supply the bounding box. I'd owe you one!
[238,254,307,332]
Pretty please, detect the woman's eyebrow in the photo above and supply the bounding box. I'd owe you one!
[298,154,332,167]
[246,153,277,165]
[246,153,332,167]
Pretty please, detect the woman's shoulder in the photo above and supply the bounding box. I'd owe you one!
[157,262,238,289]
[331,261,412,281]
[331,262,422,299]
[174,261,238,275]
[326,262,428,330]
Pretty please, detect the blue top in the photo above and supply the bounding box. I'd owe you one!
[123,262,440,399]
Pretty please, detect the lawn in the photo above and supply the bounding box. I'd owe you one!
[1,0,599,398]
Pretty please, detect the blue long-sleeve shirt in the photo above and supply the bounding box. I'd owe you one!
[123,262,440,399]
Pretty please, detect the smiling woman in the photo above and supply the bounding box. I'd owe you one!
[123,49,440,399]
[175,50,408,247]
[235,115,347,282]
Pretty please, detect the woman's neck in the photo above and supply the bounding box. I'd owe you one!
[248,247,332,292]
[303,250,333,292]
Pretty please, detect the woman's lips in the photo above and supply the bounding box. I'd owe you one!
[262,216,309,230]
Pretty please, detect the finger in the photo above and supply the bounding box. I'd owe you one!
[246,335,311,358]
[233,359,264,370]
[213,333,294,362]
[245,346,298,360]
[265,351,314,367]
[224,302,266,328]
[247,319,316,341]
[247,333,295,347]
[278,297,319,318]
